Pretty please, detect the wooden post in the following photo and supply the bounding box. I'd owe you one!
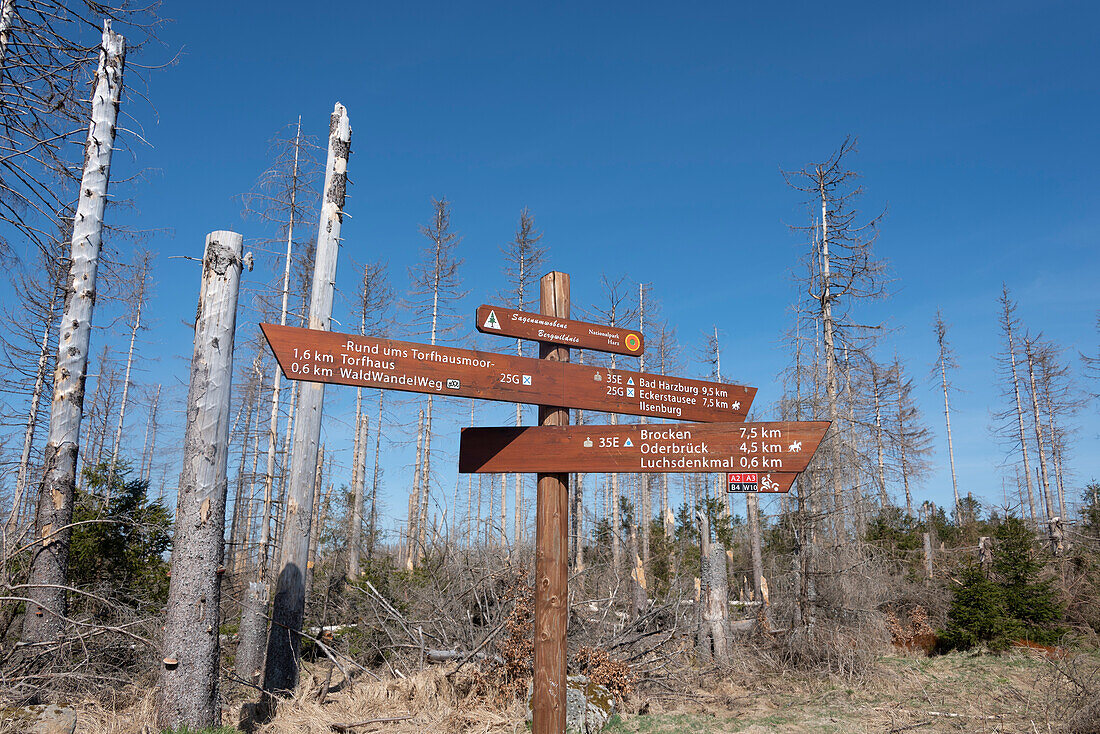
[533,272,569,734]
[263,102,350,698]
[157,231,247,729]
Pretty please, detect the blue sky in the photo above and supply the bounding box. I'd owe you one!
[28,1,1098,530]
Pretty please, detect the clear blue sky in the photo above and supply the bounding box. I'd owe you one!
[75,1,1099,529]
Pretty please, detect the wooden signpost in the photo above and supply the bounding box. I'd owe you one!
[458,421,828,475]
[262,270,829,734]
[475,303,644,356]
[260,322,755,423]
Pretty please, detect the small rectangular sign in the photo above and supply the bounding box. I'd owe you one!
[261,323,755,423]
[458,421,829,475]
[476,304,644,356]
[727,471,759,492]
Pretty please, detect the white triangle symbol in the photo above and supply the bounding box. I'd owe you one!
[484,310,501,329]
[624,438,633,447]
[627,377,635,385]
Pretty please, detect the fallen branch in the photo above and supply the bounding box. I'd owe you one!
[331,713,414,731]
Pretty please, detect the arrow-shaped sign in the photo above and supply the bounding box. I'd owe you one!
[458,421,829,474]
[260,323,755,423]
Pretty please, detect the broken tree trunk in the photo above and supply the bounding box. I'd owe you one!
[262,103,350,699]
[695,508,731,663]
[21,22,125,646]
[156,231,247,729]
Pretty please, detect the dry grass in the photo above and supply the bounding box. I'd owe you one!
[39,647,1100,734]
[253,666,525,734]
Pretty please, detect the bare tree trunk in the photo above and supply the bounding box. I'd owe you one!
[1042,376,1068,521]
[1025,339,1054,523]
[305,445,324,597]
[935,313,962,520]
[817,191,845,543]
[140,384,161,484]
[1001,290,1037,523]
[514,402,522,546]
[346,387,366,581]
[230,372,258,578]
[872,363,888,509]
[418,400,433,563]
[247,118,302,609]
[156,231,246,729]
[263,103,350,699]
[695,510,730,662]
[106,254,150,494]
[21,22,125,645]
[367,393,382,559]
[746,492,764,605]
[406,409,424,571]
[5,283,59,538]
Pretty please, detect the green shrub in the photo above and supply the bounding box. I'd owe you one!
[938,516,1063,652]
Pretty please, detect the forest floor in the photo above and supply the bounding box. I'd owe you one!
[61,647,1099,733]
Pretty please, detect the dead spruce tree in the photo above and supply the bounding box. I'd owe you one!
[932,310,962,520]
[498,207,546,545]
[590,274,636,572]
[105,250,152,496]
[994,286,1038,522]
[1,235,66,540]
[347,260,391,580]
[782,137,887,542]
[21,22,125,646]
[262,103,351,700]
[888,355,934,517]
[236,118,322,685]
[156,231,247,730]
[405,197,464,568]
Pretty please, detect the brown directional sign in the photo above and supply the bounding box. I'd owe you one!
[260,323,755,422]
[458,421,829,475]
[475,304,644,357]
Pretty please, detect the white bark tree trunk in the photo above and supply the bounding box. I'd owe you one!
[106,255,149,495]
[1025,340,1054,521]
[1004,305,1037,523]
[21,22,124,645]
[818,192,844,543]
[5,282,59,538]
[262,103,350,698]
[346,388,366,580]
[156,231,246,729]
[238,119,303,677]
[936,315,962,520]
[368,393,382,559]
[406,409,424,571]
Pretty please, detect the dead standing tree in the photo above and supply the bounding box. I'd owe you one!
[994,286,1038,522]
[262,102,351,700]
[156,231,248,730]
[21,21,125,646]
[932,310,962,521]
[105,250,152,496]
[236,119,321,685]
[782,137,887,543]
[347,261,391,580]
[405,197,465,568]
[497,207,546,546]
[589,275,636,573]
